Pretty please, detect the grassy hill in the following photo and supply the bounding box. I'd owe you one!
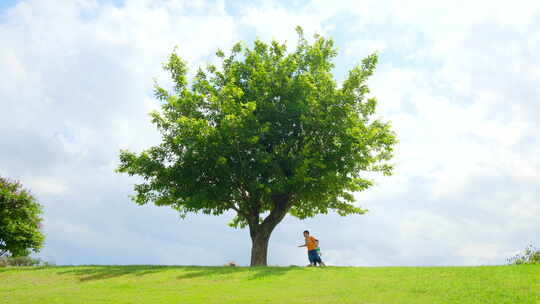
[1,265,539,303]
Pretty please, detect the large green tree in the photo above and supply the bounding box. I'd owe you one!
[0,177,45,257]
[118,28,397,266]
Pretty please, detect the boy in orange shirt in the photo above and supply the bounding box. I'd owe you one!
[298,230,325,266]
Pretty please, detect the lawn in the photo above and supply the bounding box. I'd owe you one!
[1,265,539,303]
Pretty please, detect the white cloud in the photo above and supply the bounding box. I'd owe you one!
[27,178,68,196]
[1,0,539,266]
[336,0,540,265]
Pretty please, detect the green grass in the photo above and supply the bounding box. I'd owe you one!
[1,265,539,303]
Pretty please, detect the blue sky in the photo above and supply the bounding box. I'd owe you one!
[1,0,539,266]
[0,0,18,11]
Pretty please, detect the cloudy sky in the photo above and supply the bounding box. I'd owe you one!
[1,0,539,266]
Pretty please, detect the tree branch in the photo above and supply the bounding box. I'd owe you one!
[260,194,292,234]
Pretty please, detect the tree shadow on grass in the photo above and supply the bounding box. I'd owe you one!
[176,266,299,281]
[54,265,300,282]
[56,265,175,282]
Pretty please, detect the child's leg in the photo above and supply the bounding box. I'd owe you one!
[316,254,324,266]
[308,253,314,266]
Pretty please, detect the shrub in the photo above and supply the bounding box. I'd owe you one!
[11,256,39,266]
[507,243,540,265]
[0,256,55,267]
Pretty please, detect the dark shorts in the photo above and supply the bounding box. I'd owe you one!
[308,249,322,264]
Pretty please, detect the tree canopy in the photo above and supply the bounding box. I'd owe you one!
[0,177,45,257]
[118,27,397,265]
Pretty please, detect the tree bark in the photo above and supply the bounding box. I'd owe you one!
[250,231,271,266]
[248,194,291,266]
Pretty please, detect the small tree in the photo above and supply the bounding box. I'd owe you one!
[0,177,45,257]
[118,28,397,266]
[507,243,540,265]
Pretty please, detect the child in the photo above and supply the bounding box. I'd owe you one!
[298,230,325,266]
[315,239,326,266]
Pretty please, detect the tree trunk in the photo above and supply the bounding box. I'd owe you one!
[248,194,292,266]
[250,231,271,266]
